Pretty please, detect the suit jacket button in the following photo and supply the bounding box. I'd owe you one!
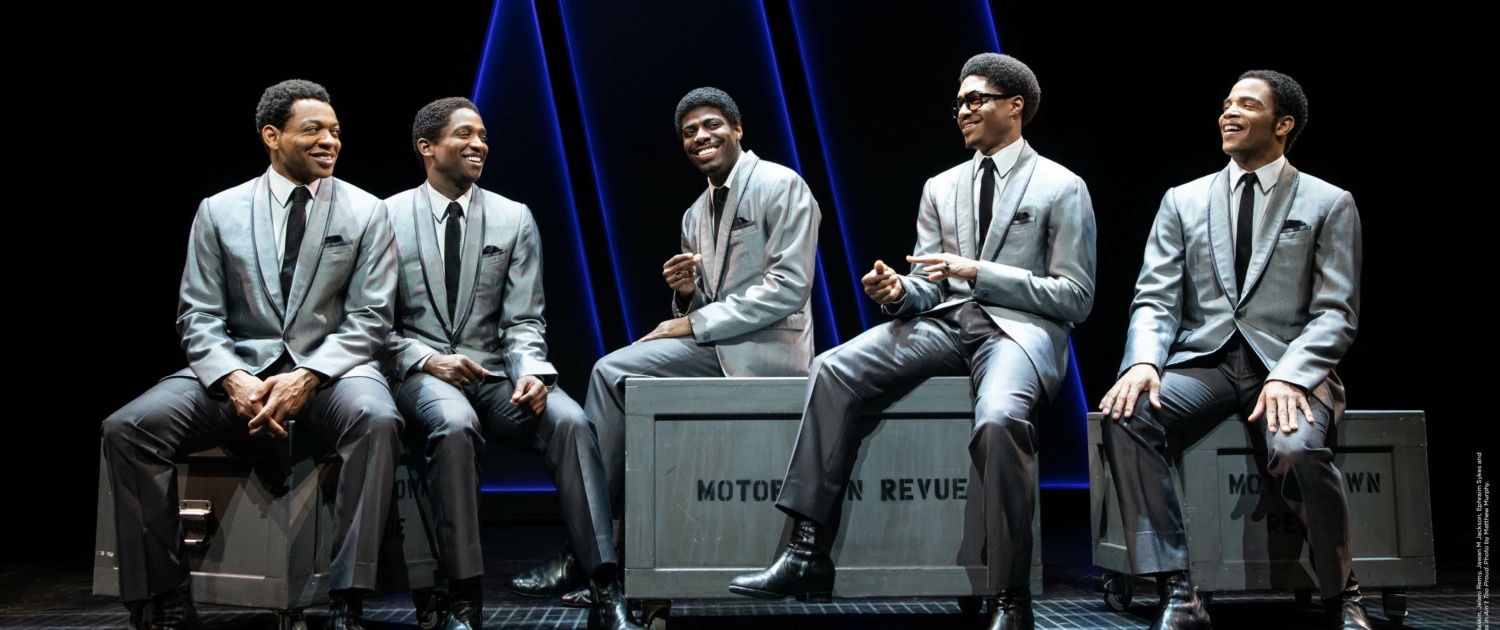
[702,333,712,341]
[980,290,989,298]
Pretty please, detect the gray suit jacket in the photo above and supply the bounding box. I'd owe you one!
[382,185,556,382]
[673,151,820,377]
[890,141,1097,398]
[176,172,396,386]
[1119,161,1361,411]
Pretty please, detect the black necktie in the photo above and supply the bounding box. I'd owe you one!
[445,201,463,317]
[1234,172,1257,297]
[711,186,730,240]
[280,186,311,302]
[979,157,997,247]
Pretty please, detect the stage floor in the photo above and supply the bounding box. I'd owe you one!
[3,490,1476,629]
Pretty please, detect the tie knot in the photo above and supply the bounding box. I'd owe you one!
[713,186,730,205]
[981,157,997,174]
[291,185,312,205]
[1240,172,1258,189]
[446,201,463,219]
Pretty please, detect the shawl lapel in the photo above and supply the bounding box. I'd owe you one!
[283,179,334,323]
[1240,161,1299,304]
[250,175,285,320]
[411,191,457,332]
[1207,166,1239,301]
[954,159,978,260]
[451,191,488,332]
[703,152,761,298]
[979,142,1038,262]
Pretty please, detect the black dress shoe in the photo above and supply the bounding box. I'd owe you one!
[508,541,586,597]
[1150,572,1211,630]
[148,584,199,630]
[587,575,644,630]
[1325,586,1372,630]
[560,586,593,608]
[327,590,365,630]
[727,519,835,601]
[986,588,1034,630]
[446,594,483,630]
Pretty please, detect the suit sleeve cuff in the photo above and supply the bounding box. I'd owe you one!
[689,310,714,342]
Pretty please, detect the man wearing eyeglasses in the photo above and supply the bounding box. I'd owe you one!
[1097,70,1366,630]
[730,53,1095,630]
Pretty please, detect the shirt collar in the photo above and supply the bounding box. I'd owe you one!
[425,182,474,222]
[971,139,1025,181]
[1228,154,1286,195]
[267,167,321,207]
[708,149,754,194]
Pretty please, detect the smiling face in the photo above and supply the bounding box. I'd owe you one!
[1220,78,1294,171]
[264,98,340,185]
[420,107,487,198]
[679,106,743,186]
[955,75,1021,155]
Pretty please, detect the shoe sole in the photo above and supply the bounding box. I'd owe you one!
[727,585,832,602]
[505,578,585,598]
[505,586,577,598]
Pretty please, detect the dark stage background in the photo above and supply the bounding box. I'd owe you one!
[22,0,1474,584]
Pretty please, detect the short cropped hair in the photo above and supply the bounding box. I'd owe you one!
[958,53,1041,127]
[412,96,480,159]
[675,87,741,131]
[255,79,331,133]
[1238,69,1308,152]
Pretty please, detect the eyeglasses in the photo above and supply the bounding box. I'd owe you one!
[950,91,1013,118]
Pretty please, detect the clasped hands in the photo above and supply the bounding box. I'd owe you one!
[223,368,320,438]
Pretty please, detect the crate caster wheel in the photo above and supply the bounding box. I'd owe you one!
[956,595,983,615]
[273,609,307,630]
[1094,573,1133,612]
[641,599,671,630]
[1382,589,1407,625]
[413,588,449,630]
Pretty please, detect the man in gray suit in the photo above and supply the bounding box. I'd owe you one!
[1097,70,1366,630]
[382,97,638,630]
[507,86,821,606]
[100,79,401,630]
[730,53,1096,630]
